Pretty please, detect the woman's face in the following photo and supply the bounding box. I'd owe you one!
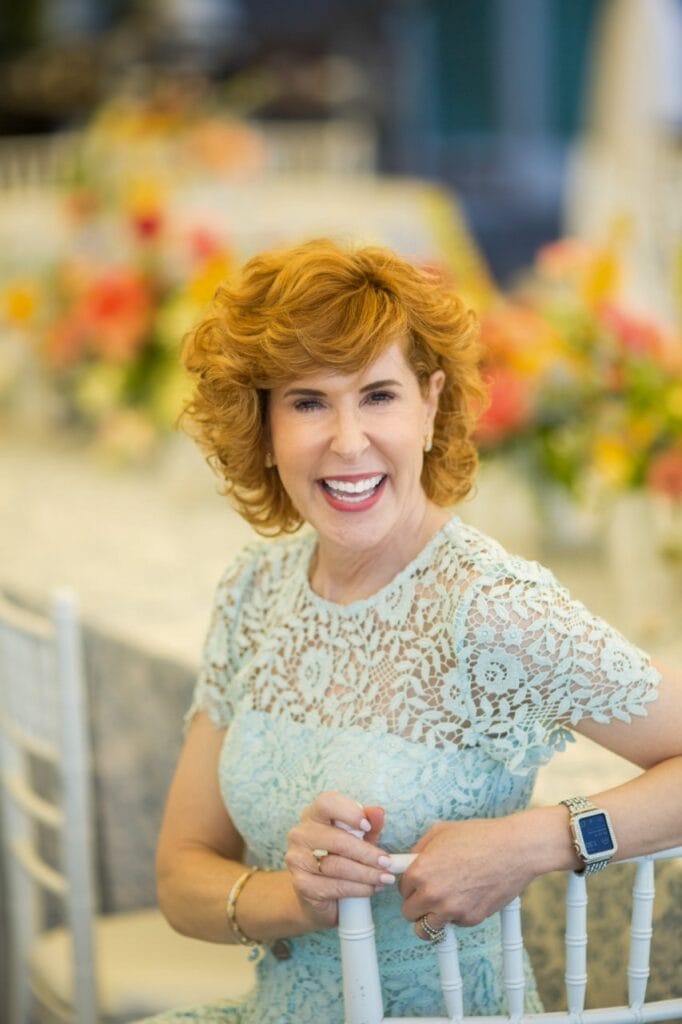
[268,341,444,554]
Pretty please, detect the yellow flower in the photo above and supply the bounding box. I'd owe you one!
[627,413,659,448]
[187,253,233,305]
[2,281,39,324]
[592,435,633,489]
[580,247,619,308]
[123,176,166,218]
[665,384,682,420]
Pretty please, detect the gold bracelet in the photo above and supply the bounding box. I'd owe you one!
[226,866,262,956]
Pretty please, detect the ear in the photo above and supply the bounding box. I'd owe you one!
[424,369,445,429]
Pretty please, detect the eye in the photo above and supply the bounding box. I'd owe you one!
[293,397,324,412]
[364,390,396,405]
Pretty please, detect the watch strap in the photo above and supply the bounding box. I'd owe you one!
[560,795,597,815]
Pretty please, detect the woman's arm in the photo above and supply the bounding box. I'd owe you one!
[156,711,391,942]
[399,661,682,932]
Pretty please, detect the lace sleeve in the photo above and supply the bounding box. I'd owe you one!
[184,544,262,731]
[452,562,661,775]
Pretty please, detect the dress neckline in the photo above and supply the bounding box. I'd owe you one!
[299,514,461,615]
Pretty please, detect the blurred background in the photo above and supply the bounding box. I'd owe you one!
[0,0,644,281]
[1,1,681,1016]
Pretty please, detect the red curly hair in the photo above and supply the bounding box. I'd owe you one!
[181,238,485,534]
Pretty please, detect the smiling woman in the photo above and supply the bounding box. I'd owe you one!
[181,237,485,535]
[135,238,682,1024]
[267,343,447,599]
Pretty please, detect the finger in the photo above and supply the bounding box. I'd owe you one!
[397,859,420,899]
[290,820,390,869]
[300,875,386,901]
[317,853,397,889]
[303,791,373,835]
[362,805,385,845]
[413,913,447,943]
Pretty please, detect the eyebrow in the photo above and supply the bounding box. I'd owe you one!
[282,379,403,399]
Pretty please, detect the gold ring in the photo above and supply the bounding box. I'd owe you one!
[311,848,328,871]
[418,914,446,943]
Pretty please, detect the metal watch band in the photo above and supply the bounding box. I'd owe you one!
[560,796,597,815]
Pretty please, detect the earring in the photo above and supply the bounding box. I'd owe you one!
[423,434,433,453]
[264,452,274,468]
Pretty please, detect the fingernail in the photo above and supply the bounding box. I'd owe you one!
[334,820,366,840]
[377,855,392,868]
[360,818,371,832]
[379,873,396,885]
[374,885,385,893]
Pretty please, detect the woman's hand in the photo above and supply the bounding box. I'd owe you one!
[284,790,393,931]
[399,815,540,939]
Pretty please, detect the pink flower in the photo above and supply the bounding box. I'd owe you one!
[186,226,224,263]
[131,210,163,240]
[599,303,671,361]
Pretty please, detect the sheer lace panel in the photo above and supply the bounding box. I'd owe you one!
[189,521,660,775]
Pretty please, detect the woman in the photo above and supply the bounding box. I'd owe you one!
[142,239,682,1023]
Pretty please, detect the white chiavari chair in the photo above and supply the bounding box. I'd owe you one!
[0,589,255,1024]
[338,848,682,1024]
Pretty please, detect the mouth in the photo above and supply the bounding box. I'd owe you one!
[319,473,386,507]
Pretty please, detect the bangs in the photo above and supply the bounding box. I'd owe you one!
[251,281,410,386]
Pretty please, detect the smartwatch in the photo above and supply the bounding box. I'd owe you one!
[559,796,618,876]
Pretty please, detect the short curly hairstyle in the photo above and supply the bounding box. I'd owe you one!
[181,237,485,534]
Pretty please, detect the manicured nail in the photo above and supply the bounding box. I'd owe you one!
[377,855,392,868]
[334,820,366,840]
[379,873,396,885]
[374,885,385,893]
[360,818,371,832]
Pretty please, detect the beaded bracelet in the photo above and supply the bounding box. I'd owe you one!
[226,866,262,959]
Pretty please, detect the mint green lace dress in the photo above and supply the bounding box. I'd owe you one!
[141,517,660,1023]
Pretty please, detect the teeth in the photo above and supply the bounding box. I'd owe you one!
[324,474,383,495]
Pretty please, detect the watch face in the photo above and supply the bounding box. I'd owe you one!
[578,811,615,856]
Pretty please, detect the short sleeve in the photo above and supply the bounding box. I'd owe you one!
[452,562,661,775]
[184,545,261,731]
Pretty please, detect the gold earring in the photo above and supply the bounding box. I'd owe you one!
[423,434,433,453]
[264,452,274,468]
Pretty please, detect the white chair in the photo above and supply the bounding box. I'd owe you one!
[338,849,682,1024]
[0,589,256,1024]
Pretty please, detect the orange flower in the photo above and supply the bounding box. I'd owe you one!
[43,268,153,366]
[480,302,565,377]
[476,368,532,445]
[80,269,153,360]
[647,447,682,500]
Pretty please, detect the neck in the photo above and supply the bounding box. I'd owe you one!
[309,503,451,605]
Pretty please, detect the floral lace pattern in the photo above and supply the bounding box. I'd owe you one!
[189,518,659,775]
[144,517,660,1024]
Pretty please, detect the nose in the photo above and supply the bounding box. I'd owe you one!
[329,408,369,461]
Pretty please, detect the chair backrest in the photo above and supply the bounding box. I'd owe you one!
[338,847,682,1024]
[0,590,99,1024]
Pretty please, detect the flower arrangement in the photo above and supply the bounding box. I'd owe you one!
[476,237,682,514]
[0,88,269,459]
[1,190,235,459]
